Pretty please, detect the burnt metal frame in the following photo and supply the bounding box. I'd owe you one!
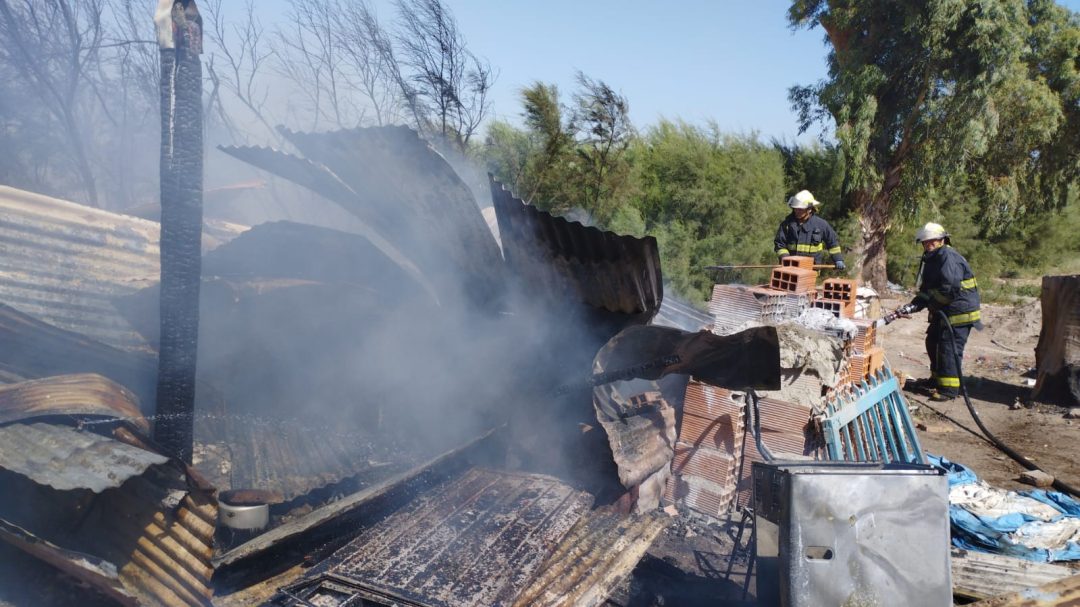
[821,367,925,464]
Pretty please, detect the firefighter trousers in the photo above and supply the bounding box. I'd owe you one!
[925,319,972,397]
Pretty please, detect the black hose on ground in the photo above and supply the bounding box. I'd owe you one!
[938,310,1080,498]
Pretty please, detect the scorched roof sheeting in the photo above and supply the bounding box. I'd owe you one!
[0,185,160,350]
[0,422,167,492]
[489,176,662,318]
[275,467,594,607]
[221,126,506,307]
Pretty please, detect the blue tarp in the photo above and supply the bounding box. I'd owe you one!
[928,454,1080,562]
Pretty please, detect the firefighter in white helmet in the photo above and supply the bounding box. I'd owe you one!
[773,190,845,270]
[904,222,982,401]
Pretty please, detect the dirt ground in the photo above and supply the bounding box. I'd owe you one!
[877,294,1080,492]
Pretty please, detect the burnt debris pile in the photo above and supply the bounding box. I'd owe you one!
[0,126,784,607]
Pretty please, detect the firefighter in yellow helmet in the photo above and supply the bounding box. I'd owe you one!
[907,222,981,401]
[773,190,845,270]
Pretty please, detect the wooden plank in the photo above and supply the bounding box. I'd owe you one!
[951,548,1078,601]
[970,572,1080,606]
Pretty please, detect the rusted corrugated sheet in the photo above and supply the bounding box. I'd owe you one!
[0,433,216,606]
[0,422,167,492]
[0,185,247,353]
[0,185,159,350]
[106,481,217,607]
[0,304,158,409]
[0,373,148,431]
[489,176,662,317]
[193,412,408,503]
[220,126,505,307]
[272,467,594,607]
[511,509,669,607]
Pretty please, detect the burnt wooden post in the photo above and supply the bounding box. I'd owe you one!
[154,0,203,462]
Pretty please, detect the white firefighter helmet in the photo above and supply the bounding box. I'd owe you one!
[787,190,820,209]
[914,222,950,243]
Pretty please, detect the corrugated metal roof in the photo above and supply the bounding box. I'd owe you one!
[193,412,412,503]
[0,373,148,432]
[0,185,160,350]
[220,126,506,308]
[511,509,669,607]
[0,306,158,410]
[272,467,595,607]
[489,176,663,318]
[0,422,167,492]
[0,185,247,353]
[1,455,217,607]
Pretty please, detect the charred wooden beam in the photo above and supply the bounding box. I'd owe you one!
[154,0,204,463]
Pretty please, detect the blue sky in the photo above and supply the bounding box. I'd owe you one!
[263,0,1080,142]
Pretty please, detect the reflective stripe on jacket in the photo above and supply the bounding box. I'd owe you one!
[911,246,981,326]
[773,213,843,265]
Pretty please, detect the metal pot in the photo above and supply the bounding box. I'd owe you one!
[218,490,270,531]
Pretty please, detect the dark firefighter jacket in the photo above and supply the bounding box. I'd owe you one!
[773,213,843,265]
[910,245,981,326]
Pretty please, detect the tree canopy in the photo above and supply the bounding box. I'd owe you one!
[789,0,1080,290]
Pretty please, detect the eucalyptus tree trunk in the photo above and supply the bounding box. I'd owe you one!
[154,0,202,463]
[854,189,891,293]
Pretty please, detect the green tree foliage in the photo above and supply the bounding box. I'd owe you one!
[788,0,1080,290]
[571,72,634,223]
[630,121,788,301]
[482,75,633,222]
[772,140,857,246]
[886,184,1080,301]
[485,115,789,304]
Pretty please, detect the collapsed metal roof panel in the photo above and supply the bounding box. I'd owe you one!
[275,467,594,607]
[0,517,137,606]
[0,422,167,493]
[489,177,663,317]
[0,373,148,431]
[0,185,160,350]
[511,509,669,607]
[214,145,364,213]
[193,411,409,503]
[221,126,506,306]
[0,304,158,410]
[1,454,217,607]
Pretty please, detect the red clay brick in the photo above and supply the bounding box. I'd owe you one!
[679,411,743,453]
[769,267,817,294]
[683,382,744,419]
[781,256,815,271]
[672,442,740,488]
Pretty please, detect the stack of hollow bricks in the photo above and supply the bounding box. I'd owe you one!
[769,266,817,294]
[847,318,885,384]
[667,257,889,519]
[664,381,745,518]
[666,255,820,517]
[813,278,858,319]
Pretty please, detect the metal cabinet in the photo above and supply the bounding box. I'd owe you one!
[753,461,950,607]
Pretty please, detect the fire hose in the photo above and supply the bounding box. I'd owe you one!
[880,306,1080,498]
[936,309,1080,498]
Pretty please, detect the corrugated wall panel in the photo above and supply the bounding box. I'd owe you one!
[0,186,159,350]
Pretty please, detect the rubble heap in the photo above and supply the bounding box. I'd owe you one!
[664,258,904,519]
